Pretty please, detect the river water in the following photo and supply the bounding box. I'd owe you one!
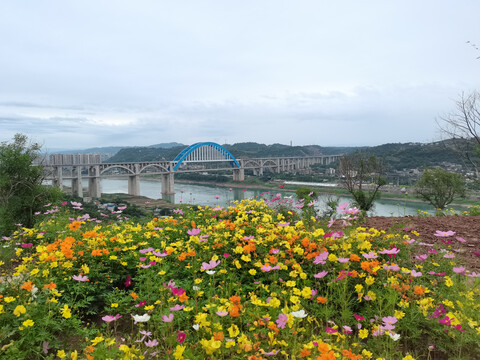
[71,178,453,217]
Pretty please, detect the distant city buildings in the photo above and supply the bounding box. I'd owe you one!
[45,153,111,165]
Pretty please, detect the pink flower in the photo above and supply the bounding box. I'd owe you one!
[170,304,185,311]
[411,269,422,277]
[313,251,328,265]
[201,259,221,270]
[262,350,280,355]
[144,339,159,347]
[456,236,466,243]
[378,247,400,255]
[139,247,154,254]
[72,274,89,282]
[362,251,378,259]
[314,270,328,279]
[153,250,168,257]
[187,228,201,236]
[325,327,338,333]
[162,313,174,322]
[354,314,365,321]
[277,222,290,227]
[124,276,132,287]
[21,243,33,248]
[102,314,122,322]
[343,325,353,334]
[434,230,456,237]
[453,266,466,274]
[276,313,288,329]
[223,253,231,258]
[338,257,349,263]
[216,310,228,317]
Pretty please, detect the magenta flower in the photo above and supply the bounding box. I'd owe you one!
[201,259,221,270]
[177,331,186,343]
[124,276,132,287]
[343,325,353,334]
[102,314,122,322]
[415,254,428,262]
[72,274,89,282]
[434,230,456,237]
[162,313,174,322]
[325,327,338,333]
[354,314,365,321]
[21,243,33,248]
[276,313,288,329]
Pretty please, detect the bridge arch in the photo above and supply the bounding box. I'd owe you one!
[100,165,135,175]
[140,164,170,173]
[172,142,240,171]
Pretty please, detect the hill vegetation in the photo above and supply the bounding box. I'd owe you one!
[105,140,462,171]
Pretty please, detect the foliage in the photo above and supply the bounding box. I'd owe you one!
[437,91,480,180]
[414,168,466,210]
[1,199,479,359]
[0,134,62,237]
[337,151,387,212]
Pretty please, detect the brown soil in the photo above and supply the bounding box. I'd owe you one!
[364,215,480,270]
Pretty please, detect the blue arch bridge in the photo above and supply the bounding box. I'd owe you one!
[43,142,341,200]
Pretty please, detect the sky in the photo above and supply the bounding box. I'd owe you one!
[1,1,479,152]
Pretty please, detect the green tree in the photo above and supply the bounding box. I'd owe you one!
[0,134,62,236]
[337,151,387,212]
[414,168,466,210]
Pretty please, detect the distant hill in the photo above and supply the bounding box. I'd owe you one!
[50,143,186,156]
[105,140,464,171]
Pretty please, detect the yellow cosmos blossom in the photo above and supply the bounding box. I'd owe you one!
[444,276,454,287]
[4,297,15,303]
[359,328,369,339]
[173,345,186,360]
[365,276,375,286]
[200,337,222,355]
[60,305,72,319]
[57,350,66,358]
[249,269,257,275]
[91,336,104,345]
[228,324,240,337]
[13,305,26,317]
[81,264,90,274]
[22,319,34,328]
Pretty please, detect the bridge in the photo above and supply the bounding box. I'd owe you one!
[43,142,341,199]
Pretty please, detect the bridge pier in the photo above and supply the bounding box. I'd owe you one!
[88,166,101,198]
[233,168,244,181]
[72,166,83,198]
[128,175,141,196]
[53,166,63,190]
[161,172,175,195]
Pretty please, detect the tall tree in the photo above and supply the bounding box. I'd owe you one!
[0,134,61,236]
[337,151,387,212]
[414,168,465,210]
[437,91,480,180]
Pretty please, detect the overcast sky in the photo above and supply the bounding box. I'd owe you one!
[1,1,479,151]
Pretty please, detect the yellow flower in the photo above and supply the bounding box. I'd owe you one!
[228,324,240,337]
[13,305,26,317]
[285,280,296,287]
[200,337,222,355]
[402,356,416,360]
[4,296,15,303]
[173,345,186,360]
[359,328,368,339]
[301,286,312,299]
[249,269,257,276]
[70,350,78,360]
[362,349,373,359]
[57,350,66,358]
[355,284,363,293]
[91,336,104,345]
[22,319,34,328]
[60,304,72,319]
[365,276,375,286]
[111,303,119,308]
[394,310,405,320]
[444,276,453,287]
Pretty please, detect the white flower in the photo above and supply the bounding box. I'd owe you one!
[192,324,200,331]
[193,286,200,291]
[291,309,308,318]
[388,332,401,341]
[132,314,151,323]
[206,270,216,275]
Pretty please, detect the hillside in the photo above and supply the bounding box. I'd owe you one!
[105,140,463,171]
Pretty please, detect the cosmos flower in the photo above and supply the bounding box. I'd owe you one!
[72,274,89,282]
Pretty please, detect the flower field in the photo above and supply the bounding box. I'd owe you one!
[1,198,480,359]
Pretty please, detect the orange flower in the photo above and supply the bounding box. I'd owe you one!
[21,281,34,291]
[130,292,139,300]
[91,249,103,257]
[44,282,57,290]
[342,349,362,360]
[316,296,328,304]
[300,348,311,357]
[349,253,361,261]
[178,293,189,303]
[414,285,426,295]
[69,221,82,231]
[213,331,224,341]
[317,342,330,354]
[317,351,336,360]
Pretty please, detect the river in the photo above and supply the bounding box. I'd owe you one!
[66,178,458,217]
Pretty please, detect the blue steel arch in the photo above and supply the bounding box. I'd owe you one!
[172,142,240,171]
